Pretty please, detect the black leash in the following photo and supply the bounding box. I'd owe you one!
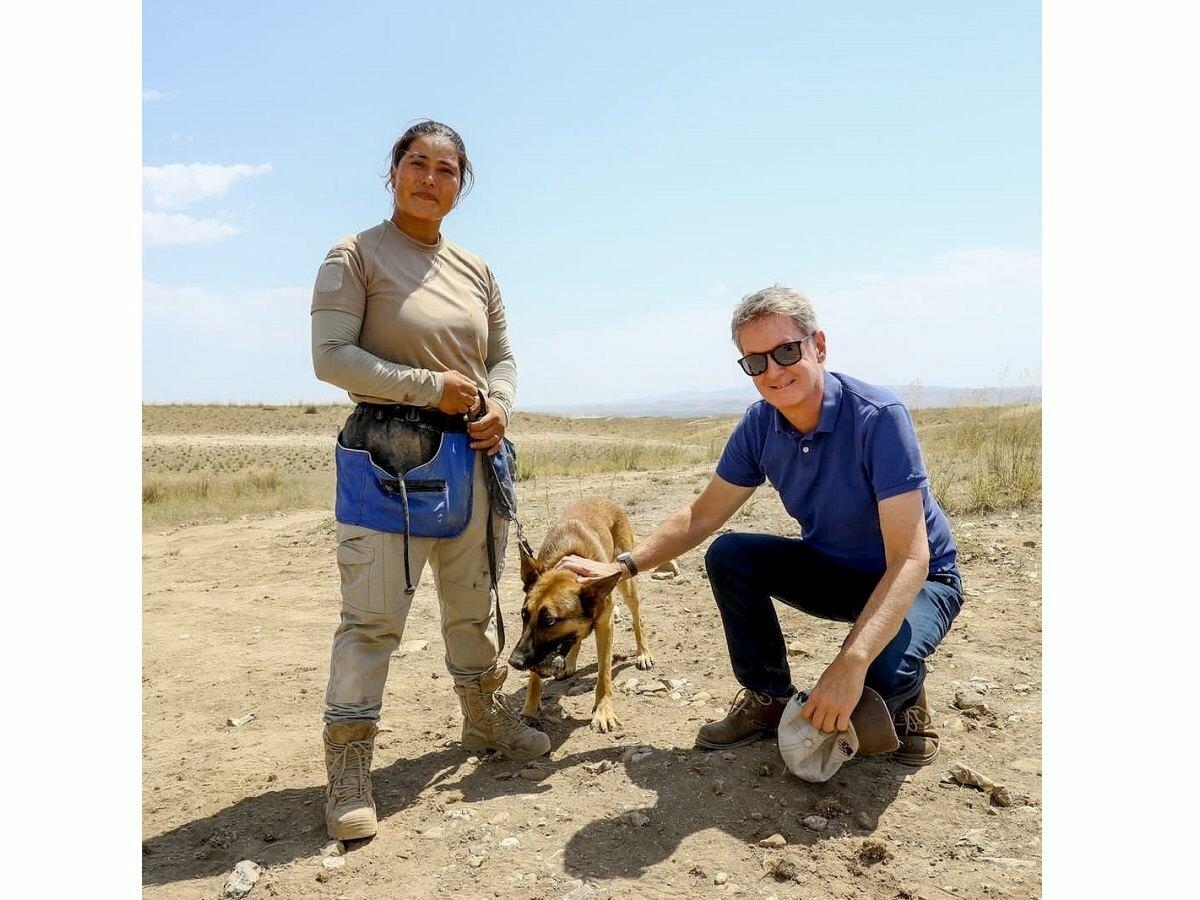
[483,485,536,657]
[485,510,504,653]
[469,395,543,659]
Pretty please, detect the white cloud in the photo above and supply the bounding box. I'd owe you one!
[143,162,272,210]
[142,89,169,101]
[143,211,240,247]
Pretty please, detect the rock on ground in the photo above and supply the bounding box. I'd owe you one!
[222,860,262,899]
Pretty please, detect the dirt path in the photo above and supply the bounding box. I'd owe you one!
[142,468,1042,899]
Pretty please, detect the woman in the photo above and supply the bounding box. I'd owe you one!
[310,121,549,843]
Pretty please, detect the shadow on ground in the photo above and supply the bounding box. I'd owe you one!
[143,662,624,887]
[143,661,906,887]
[560,743,906,881]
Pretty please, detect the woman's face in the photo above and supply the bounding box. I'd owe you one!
[391,135,462,224]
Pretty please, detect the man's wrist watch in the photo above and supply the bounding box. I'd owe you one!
[616,552,638,578]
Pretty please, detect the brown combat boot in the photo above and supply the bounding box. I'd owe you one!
[695,687,790,750]
[323,720,379,840]
[454,665,551,760]
[892,687,939,766]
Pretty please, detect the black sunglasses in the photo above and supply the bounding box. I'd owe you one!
[736,336,814,376]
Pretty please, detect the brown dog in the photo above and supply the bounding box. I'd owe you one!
[508,498,655,733]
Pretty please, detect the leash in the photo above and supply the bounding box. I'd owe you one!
[469,396,539,659]
[485,511,504,653]
[483,488,537,657]
[470,396,525,657]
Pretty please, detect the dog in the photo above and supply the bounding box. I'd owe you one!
[508,498,655,733]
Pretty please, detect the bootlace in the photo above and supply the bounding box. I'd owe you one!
[328,739,371,805]
[486,692,527,732]
[897,703,932,735]
[728,687,773,720]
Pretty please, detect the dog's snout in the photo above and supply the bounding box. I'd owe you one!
[508,648,529,670]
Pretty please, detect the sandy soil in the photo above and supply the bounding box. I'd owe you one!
[142,461,1042,899]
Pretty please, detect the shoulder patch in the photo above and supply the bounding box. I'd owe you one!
[315,261,344,293]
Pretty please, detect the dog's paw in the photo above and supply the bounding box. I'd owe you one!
[634,650,656,670]
[520,713,543,728]
[590,702,621,733]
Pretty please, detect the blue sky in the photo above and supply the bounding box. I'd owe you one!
[143,0,1040,406]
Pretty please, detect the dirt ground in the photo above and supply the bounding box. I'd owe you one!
[142,460,1042,899]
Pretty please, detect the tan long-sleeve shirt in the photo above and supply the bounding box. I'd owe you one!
[310,219,516,416]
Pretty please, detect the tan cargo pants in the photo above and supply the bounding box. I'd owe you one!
[324,455,507,723]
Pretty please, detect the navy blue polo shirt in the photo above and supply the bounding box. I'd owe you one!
[716,371,957,576]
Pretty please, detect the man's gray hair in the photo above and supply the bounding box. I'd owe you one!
[730,285,818,350]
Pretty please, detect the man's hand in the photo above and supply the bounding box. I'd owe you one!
[467,396,508,457]
[556,555,624,582]
[800,654,867,733]
[436,370,480,416]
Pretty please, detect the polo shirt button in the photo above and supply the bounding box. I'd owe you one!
[802,446,810,454]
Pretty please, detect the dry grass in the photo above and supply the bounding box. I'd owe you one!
[142,402,1040,527]
[913,404,1041,514]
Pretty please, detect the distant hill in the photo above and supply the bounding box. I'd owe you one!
[523,384,1041,418]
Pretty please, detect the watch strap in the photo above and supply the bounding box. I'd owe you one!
[616,552,638,577]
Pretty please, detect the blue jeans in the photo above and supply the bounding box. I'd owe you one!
[704,533,964,714]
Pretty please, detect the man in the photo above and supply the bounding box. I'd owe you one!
[559,285,963,765]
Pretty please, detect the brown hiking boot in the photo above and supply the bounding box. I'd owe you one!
[323,720,379,840]
[695,687,789,750]
[892,687,939,766]
[454,665,551,760]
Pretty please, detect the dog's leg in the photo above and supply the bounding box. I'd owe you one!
[521,671,545,724]
[618,577,655,670]
[562,640,582,678]
[590,604,621,732]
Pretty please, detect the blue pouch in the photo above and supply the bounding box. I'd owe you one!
[335,431,473,538]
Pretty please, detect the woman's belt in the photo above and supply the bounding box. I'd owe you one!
[355,402,469,433]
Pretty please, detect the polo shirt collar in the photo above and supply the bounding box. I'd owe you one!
[815,371,843,433]
[772,371,843,437]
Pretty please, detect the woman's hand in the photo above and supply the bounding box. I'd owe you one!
[436,370,480,415]
[467,395,509,456]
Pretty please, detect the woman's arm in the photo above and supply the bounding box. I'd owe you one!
[311,308,445,406]
[482,267,516,420]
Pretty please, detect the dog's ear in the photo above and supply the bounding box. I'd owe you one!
[578,572,622,616]
[519,542,545,591]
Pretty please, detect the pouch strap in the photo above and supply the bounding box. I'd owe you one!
[395,479,415,595]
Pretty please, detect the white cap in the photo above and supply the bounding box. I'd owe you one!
[777,691,860,783]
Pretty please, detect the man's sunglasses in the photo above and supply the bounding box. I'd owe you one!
[736,336,814,376]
